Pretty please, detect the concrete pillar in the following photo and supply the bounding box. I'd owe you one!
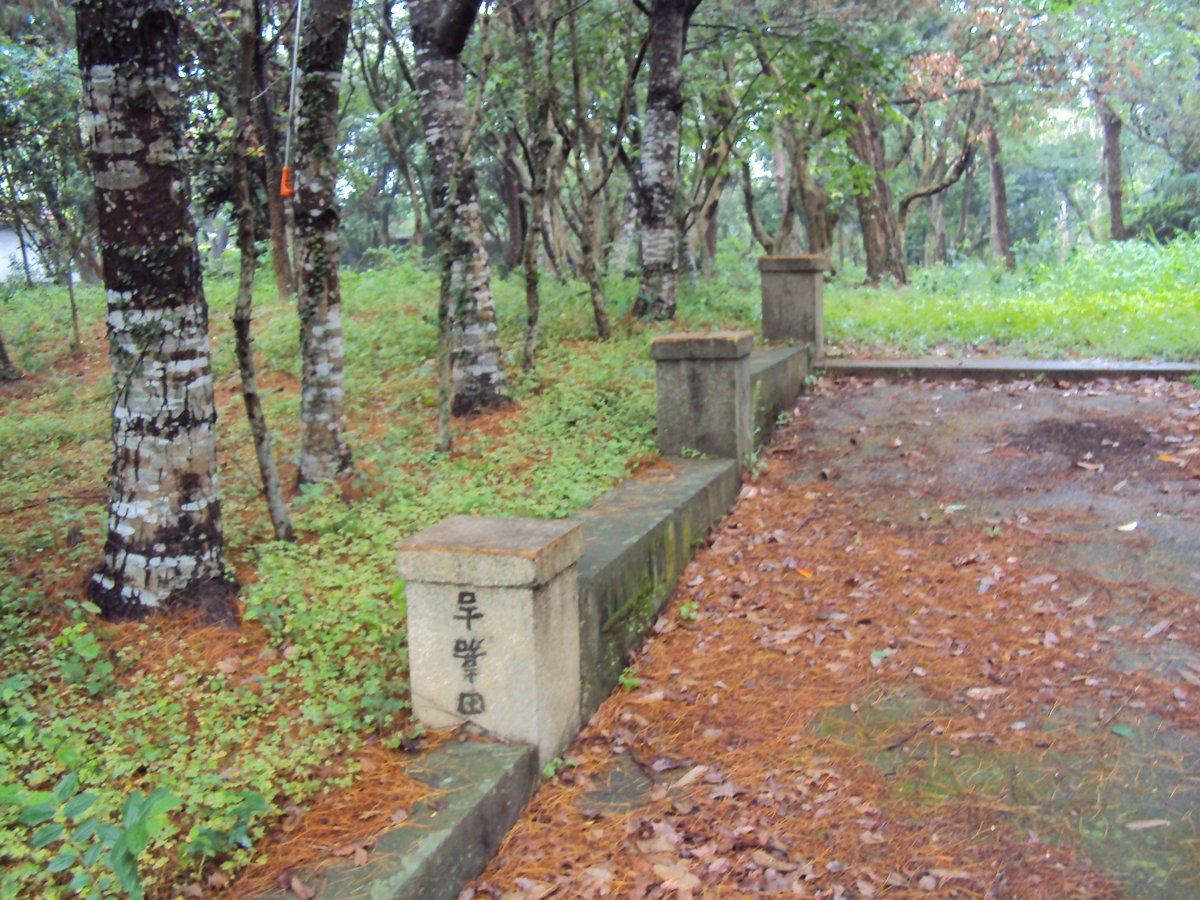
[397,515,583,764]
[650,330,754,464]
[758,255,828,353]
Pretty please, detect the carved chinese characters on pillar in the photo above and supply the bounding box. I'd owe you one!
[453,591,486,716]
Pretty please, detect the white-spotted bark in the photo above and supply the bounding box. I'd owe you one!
[295,0,353,483]
[633,0,700,321]
[409,0,508,415]
[77,0,231,617]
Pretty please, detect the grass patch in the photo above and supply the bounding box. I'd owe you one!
[825,237,1200,360]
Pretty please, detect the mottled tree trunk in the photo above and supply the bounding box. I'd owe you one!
[294,0,353,484]
[633,0,698,320]
[77,0,230,618]
[409,0,508,415]
[847,105,906,285]
[1098,100,1127,241]
[986,126,1014,270]
[233,0,294,541]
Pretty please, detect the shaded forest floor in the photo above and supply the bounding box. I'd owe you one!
[468,376,1200,899]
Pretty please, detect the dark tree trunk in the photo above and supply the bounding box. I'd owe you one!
[847,106,906,284]
[294,0,353,484]
[233,0,295,540]
[77,0,230,617]
[1098,100,1127,241]
[409,0,508,416]
[500,130,527,273]
[986,126,1014,270]
[633,0,699,320]
[0,332,19,380]
[957,157,974,250]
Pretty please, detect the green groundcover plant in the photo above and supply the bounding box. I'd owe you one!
[1,237,1197,894]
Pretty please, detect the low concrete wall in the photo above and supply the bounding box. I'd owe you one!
[575,459,739,721]
[750,344,811,445]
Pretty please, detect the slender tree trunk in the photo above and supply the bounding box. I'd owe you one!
[294,0,353,484]
[926,192,947,266]
[13,218,34,287]
[956,158,973,250]
[77,0,231,618]
[501,130,527,273]
[1098,100,1127,241]
[233,0,295,540]
[633,0,698,320]
[0,333,19,380]
[66,264,81,350]
[410,0,508,415]
[253,0,295,300]
[847,105,906,284]
[986,126,1014,270]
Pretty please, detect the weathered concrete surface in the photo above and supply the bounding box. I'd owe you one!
[575,458,739,721]
[821,357,1200,382]
[652,331,754,463]
[261,741,538,900]
[396,515,583,588]
[758,255,827,351]
[400,516,583,763]
[750,344,810,445]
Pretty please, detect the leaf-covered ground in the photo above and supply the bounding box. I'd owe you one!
[469,375,1200,899]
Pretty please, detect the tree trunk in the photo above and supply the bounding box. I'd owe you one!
[294,0,354,483]
[956,157,973,250]
[77,0,231,618]
[926,192,947,266]
[848,107,906,285]
[796,149,834,257]
[0,332,19,380]
[986,126,1014,270]
[501,130,527,273]
[253,0,295,301]
[633,0,697,320]
[233,0,295,541]
[1098,100,1127,241]
[410,0,508,415]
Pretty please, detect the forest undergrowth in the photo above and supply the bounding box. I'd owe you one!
[0,237,1197,896]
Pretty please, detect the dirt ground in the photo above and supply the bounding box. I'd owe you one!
[466,375,1200,899]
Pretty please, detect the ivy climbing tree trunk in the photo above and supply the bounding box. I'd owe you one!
[633,0,701,321]
[409,0,508,415]
[294,0,353,484]
[77,0,232,618]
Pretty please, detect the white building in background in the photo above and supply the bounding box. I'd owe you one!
[0,223,45,282]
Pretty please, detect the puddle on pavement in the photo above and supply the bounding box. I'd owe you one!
[812,687,1200,895]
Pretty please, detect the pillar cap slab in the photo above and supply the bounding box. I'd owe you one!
[650,330,755,361]
[397,515,583,588]
[758,255,830,273]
